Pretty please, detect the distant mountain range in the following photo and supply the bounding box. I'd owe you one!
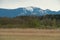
[0,7,60,17]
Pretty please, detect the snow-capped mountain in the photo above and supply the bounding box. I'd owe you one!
[0,7,60,17]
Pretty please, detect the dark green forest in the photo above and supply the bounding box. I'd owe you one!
[0,14,60,29]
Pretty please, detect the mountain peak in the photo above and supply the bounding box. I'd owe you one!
[0,7,60,17]
[25,6,33,11]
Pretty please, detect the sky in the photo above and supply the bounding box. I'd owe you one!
[0,0,60,11]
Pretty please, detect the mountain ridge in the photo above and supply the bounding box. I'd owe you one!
[0,7,60,17]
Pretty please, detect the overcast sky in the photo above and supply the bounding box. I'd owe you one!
[0,0,60,11]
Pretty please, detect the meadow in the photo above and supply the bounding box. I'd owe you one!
[0,29,60,40]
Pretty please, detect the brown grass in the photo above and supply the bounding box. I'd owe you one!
[0,28,60,40]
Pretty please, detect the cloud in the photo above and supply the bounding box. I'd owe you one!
[0,0,60,11]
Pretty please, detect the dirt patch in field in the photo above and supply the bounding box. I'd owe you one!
[0,28,60,36]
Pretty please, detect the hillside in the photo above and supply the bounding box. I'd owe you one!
[0,14,60,29]
[0,7,60,17]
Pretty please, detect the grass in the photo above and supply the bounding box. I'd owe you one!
[0,28,60,40]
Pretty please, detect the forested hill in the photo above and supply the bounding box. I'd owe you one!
[0,14,60,29]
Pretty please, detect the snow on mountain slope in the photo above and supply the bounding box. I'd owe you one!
[0,7,60,17]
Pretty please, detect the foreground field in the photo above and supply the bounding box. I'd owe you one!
[0,29,60,40]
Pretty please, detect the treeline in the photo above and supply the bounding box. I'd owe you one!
[0,14,60,29]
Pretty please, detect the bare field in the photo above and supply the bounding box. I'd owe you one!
[0,28,60,40]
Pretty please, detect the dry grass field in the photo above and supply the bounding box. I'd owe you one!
[0,28,60,40]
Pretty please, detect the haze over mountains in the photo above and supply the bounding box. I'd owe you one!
[0,7,60,17]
